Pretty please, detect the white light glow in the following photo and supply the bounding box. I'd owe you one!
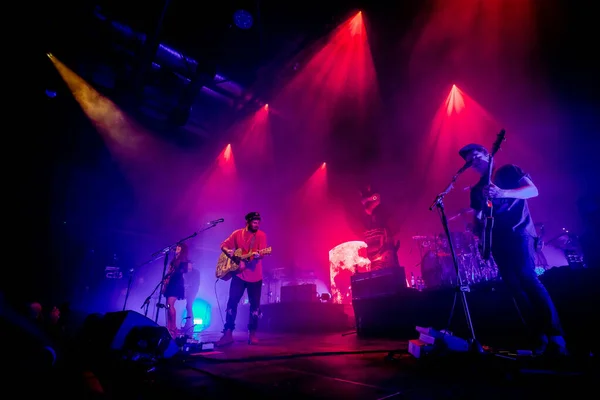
[329,241,370,304]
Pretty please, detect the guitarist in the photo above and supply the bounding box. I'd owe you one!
[216,212,267,347]
[458,143,568,356]
[163,242,191,337]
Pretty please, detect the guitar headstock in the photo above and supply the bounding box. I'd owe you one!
[490,129,506,157]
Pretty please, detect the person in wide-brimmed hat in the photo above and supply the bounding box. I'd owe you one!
[458,142,568,357]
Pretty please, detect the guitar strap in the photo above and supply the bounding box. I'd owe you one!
[249,233,257,252]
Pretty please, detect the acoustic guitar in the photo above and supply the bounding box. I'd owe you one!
[479,129,506,260]
[215,247,272,281]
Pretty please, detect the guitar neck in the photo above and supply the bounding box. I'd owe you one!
[485,129,505,187]
[239,248,269,260]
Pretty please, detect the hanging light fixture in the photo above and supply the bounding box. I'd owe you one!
[233,9,254,29]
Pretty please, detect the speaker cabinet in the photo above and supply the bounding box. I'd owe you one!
[91,310,178,358]
[351,266,407,300]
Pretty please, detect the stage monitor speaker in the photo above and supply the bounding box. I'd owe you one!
[97,310,178,358]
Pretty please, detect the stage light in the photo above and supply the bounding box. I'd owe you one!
[181,298,211,332]
[233,9,254,29]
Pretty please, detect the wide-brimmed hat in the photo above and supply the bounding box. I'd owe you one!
[458,143,488,160]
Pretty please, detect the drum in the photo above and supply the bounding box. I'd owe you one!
[428,232,477,257]
[421,250,499,289]
[450,231,477,255]
[421,251,456,289]
[539,243,569,269]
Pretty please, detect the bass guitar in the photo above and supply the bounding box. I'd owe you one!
[480,129,506,260]
[215,247,273,281]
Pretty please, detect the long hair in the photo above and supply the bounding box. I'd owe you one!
[173,242,190,267]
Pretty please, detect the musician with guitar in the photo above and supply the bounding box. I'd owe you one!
[162,242,191,337]
[459,139,568,357]
[215,212,268,347]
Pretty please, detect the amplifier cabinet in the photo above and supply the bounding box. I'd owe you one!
[281,284,318,303]
[351,266,407,300]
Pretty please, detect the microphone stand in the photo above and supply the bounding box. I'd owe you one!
[137,222,222,325]
[141,275,167,318]
[429,172,484,354]
[123,254,163,311]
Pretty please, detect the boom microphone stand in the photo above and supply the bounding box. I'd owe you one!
[429,165,484,354]
[123,253,164,311]
[132,219,225,324]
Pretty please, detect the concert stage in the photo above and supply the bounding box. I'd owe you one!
[43,329,597,399]
[11,266,599,399]
[234,266,599,357]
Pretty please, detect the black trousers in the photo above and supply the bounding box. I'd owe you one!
[224,275,262,332]
[492,232,564,341]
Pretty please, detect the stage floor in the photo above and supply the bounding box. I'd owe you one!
[106,330,597,400]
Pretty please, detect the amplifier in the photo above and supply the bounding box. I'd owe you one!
[351,266,407,300]
[281,284,318,303]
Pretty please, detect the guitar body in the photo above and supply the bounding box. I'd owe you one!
[479,130,506,260]
[215,247,272,281]
[215,251,243,281]
[480,202,494,260]
[161,265,175,294]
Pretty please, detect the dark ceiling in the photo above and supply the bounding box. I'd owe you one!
[42,1,369,138]
[41,0,597,146]
[42,1,443,142]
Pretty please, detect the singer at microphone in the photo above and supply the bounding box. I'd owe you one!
[456,159,473,174]
[456,140,568,355]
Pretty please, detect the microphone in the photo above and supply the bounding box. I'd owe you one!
[456,159,473,174]
[208,218,224,224]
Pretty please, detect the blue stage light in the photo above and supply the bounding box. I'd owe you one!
[182,298,212,332]
[233,9,253,30]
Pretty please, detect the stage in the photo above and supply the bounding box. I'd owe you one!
[9,266,599,399]
[74,330,596,399]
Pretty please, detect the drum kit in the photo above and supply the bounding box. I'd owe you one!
[413,208,499,289]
